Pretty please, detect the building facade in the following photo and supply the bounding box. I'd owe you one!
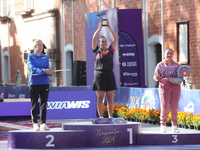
[0,0,199,88]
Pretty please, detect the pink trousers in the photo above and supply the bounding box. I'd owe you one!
[159,87,180,126]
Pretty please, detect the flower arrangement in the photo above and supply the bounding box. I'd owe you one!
[103,104,108,118]
[177,112,187,126]
[103,105,125,118]
[102,104,200,129]
[185,112,194,126]
[166,110,171,125]
[121,107,131,119]
[193,114,200,127]
[132,108,141,120]
[113,105,123,118]
[139,108,149,121]
[148,108,160,122]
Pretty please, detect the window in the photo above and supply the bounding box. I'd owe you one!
[0,0,8,17]
[177,20,189,65]
[24,0,33,11]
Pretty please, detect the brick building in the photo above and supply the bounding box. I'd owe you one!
[0,0,199,88]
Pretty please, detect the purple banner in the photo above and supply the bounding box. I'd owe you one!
[119,31,140,87]
[0,86,29,99]
[47,90,96,119]
[158,65,190,78]
[118,9,145,87]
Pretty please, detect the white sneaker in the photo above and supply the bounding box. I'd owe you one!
[33,123,40,131]
[40,123,50,131]
[160,125,166,133]
[172,126,180,133]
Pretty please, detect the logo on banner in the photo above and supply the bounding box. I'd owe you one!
[47,100,90,109]
[119,44,136,47]
[141,89,156,109]
[19,94,25,98]
[122,62,137,67]
[0,93,4,99]
[123,72,138,77]
[8,93,15,98]
[184,101,194,113]
[124,82,138,86]
[122,53,135,56]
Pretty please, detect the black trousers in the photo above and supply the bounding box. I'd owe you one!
[30,84,49,124]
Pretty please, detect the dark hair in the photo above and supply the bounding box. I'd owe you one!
[98,36,106,42]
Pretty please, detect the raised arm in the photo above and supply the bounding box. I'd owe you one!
[107,22,117,50]
[92,21,102,50]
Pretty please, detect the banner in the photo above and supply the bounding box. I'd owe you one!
[119,31,140,87]
[47,90,96,119]
[118,9,145,87]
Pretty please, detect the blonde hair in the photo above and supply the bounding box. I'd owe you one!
[164,48,173,53]
[32,39,43,49]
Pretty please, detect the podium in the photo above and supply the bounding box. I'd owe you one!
[7,118,200,149]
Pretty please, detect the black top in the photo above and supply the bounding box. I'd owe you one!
[93,45,115,71]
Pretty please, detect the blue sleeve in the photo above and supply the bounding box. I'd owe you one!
[27,55,48,74]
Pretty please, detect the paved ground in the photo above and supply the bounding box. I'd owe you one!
[1,119,200,150]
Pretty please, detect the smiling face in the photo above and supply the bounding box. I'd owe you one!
[34,40,43,55]
[98,36,107,50]
[164,48,173,62]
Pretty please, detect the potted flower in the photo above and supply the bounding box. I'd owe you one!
[118,107,131,120]
[103,104,108,118]
[178,112,187,128]
[132,108,142,122]
[193,114,200,130]
[148,108,160,124]
[185,112,194,129]
[140,108,149,123]
[113,105,123,118]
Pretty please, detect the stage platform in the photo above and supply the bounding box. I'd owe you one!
[3,119,200,150]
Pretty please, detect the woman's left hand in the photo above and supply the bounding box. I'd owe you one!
[45,69,54,75]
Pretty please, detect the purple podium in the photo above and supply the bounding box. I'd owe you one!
[7,120,200,149]
[138,133,200,145]
[8,129,86,149]
[62,121,141,147]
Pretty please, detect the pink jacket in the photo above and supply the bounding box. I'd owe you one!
[153,60,181,89]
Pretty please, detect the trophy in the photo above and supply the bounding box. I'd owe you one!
[101,19,108,26]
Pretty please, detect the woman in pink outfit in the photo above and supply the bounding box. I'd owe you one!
[153,48,182,133]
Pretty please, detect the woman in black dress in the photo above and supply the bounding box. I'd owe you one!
[92,20,117,118]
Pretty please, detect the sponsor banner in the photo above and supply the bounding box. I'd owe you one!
[1,86,29,99]
[158,65,190,78]
[1,86,200,117]
[118,9,145,87]
[112,87,200,115]
[47,90,96,119]
[119,32,140,87]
